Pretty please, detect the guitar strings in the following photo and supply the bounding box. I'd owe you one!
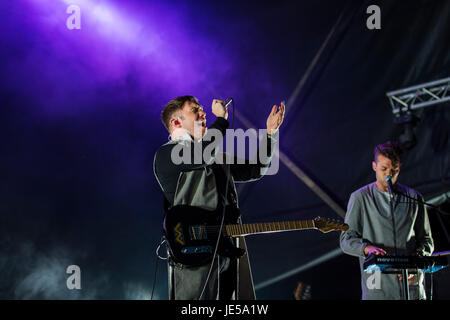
[191,220,344,236]
[194,222,317,232]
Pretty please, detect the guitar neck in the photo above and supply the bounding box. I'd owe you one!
[225,220,316,237]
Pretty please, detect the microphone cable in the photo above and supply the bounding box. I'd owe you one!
[150,236,169,300]
[199,98,234,300]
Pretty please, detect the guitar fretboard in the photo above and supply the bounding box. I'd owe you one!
[225,220,316,237]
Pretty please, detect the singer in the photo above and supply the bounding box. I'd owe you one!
[153,95,285,300]
[340,141,434,300]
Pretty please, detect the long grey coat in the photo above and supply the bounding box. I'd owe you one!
[340,182,434,300]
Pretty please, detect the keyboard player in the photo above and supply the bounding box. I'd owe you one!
[340,141,434,299]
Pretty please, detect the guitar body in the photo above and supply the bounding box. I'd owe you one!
[163,205,243,267]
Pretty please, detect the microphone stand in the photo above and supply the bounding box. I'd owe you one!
[388,187,409,300]
[385,176,409,300]
[392,190,450,216]
[392,188,450,300]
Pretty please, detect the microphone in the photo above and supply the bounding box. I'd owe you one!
[385,175,394,199]
[222,98,233,108]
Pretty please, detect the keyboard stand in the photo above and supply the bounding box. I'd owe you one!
[401,269,409,300]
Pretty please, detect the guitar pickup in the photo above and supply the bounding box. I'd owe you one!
[181,246,213,255]
[189,225,208,240]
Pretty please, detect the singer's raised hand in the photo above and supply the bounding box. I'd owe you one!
[266,101,285,135]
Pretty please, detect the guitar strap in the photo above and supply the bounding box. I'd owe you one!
[161,195,178,267]
[163,195,171,214]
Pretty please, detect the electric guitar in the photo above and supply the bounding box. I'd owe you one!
[163,205,349,267]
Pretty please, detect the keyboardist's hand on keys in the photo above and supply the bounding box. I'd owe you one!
[364,245,387,256]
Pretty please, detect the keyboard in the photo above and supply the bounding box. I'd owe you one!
[363,255,448,273]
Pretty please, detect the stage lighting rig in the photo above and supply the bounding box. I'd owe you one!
[386,77,450,150]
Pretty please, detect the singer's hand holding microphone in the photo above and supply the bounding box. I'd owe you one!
[212,99,230,120]
[211,98,285,135]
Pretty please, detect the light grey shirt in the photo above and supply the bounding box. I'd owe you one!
[340,182,434,300]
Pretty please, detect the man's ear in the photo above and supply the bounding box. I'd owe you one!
[170,117,181,129]
[372,161,377,172]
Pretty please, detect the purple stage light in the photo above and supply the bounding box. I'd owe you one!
[8,0,240,117]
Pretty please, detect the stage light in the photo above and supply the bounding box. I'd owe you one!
[395,113,419,150]
[387,77,450,151]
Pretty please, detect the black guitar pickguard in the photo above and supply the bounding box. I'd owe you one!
[163,205,245,267]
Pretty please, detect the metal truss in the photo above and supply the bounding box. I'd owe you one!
[386,77,450,116]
